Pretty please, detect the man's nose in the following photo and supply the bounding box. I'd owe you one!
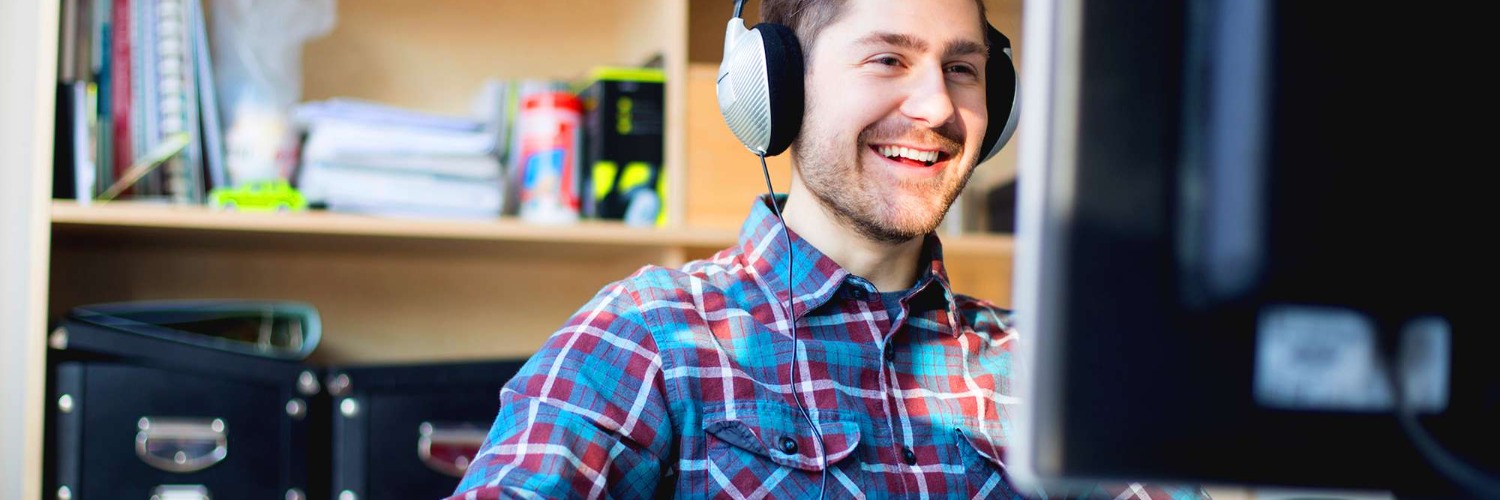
[899,64,957,128]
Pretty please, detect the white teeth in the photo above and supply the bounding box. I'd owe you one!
[878,145,940,164]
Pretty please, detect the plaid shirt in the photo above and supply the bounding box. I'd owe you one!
[450,196,1207,499]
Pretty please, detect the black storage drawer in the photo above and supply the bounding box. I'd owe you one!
[46,318,326,500]
[52,362,316,499]
[327,360,527,500]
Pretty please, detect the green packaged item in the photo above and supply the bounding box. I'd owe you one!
[577,67,665,226]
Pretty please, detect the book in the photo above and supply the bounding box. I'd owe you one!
[308,153,501,181]
[109,0,132,185]
[153,0,204,203]
[53,83,80,200]
[94,0,114,194]
[295,98,485,133]
[191,0,226,190]
[300,121,497,158]
[298,163,502,216]
[73,83,98,205]
[59,0,80,83]
[131,0,155,196]
[98,132,190,201]
[55,0,100,203]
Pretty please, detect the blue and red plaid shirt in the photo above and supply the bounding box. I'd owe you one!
[449,196,1207,499]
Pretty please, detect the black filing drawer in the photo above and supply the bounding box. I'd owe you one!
[327,360,527,500]
[46,318,326,500]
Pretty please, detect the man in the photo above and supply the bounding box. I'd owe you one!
[450,0,1206,498]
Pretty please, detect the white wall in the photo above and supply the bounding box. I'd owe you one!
[1,0,59,497]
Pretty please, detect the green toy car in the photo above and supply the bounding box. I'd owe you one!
[208,180,308,212]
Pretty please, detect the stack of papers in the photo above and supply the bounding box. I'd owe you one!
[295,97,505,219]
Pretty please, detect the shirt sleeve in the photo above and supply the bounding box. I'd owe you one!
[447,279,674,500]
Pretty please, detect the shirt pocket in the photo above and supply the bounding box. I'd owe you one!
[955,427,1027,498]
[701,404,861,497]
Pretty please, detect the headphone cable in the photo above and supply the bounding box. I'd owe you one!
[759,153,829,499]
[1380,326,1500,498]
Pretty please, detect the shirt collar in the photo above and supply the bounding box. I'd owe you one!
[738,195,961,336]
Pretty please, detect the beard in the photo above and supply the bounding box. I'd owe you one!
[793,110,979,244]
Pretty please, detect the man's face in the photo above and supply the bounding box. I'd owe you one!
[794,0,989,243]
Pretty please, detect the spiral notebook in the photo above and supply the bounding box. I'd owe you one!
[148,0,206,203]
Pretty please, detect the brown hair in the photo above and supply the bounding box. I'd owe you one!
[760,0,989,59]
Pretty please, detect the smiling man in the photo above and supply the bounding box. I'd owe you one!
[449,0,1205,498]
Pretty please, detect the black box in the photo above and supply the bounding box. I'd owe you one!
[45,317,328,500]
[327,360,527,500]
[578,67,666,225]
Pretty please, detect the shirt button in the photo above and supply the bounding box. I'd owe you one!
[884,348,895,363]
[779,436,798,454]
[902,446,917,465]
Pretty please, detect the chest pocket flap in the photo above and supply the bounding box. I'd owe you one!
[958,426,1006,469]
[703,404,861,472]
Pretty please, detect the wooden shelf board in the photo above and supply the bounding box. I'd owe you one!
[51,200,737,249]
[51,200,1014,258]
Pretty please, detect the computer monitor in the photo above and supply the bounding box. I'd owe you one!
[1009,0,1494,497]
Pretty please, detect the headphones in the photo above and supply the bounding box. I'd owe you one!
[716,0,1021,161]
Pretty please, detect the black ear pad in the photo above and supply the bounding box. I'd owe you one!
[980,24,1019,162]
[752,22,805,157]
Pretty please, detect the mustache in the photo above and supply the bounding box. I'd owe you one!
[857,118,964,155]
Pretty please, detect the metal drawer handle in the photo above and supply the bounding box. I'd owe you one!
[150,484,211,500]
[136,417,228,473]
[417,421,487,478]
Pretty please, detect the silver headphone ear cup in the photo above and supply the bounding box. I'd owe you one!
[718,21,775,155]
[717,20,804,158]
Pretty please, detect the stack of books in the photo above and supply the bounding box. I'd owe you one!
[294,98,505,219]
[54,0,226,205]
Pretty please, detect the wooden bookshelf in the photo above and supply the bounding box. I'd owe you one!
[47,200,1014,365]
[2,0,56,495]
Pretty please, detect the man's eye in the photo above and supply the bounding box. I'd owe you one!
[945,64,977,75]
[874,56,903,66]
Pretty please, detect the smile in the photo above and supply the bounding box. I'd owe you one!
[869,144,952,168]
